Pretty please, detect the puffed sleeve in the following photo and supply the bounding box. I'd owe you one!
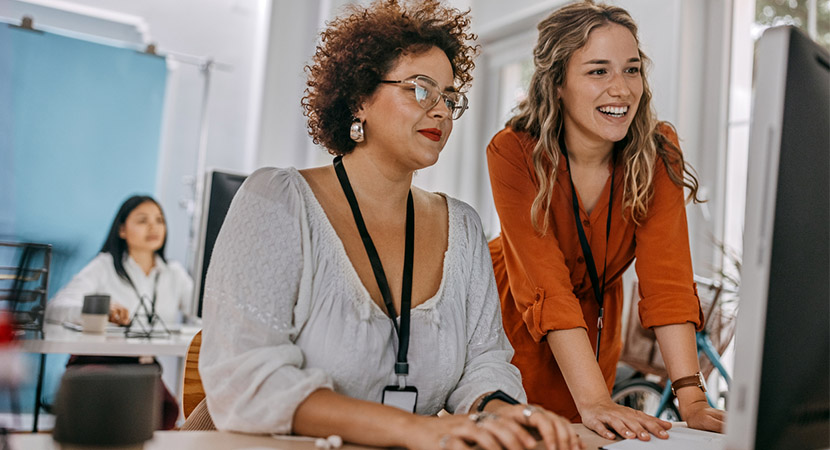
[487,128,586,342]
[445,201,526,413]
[199,168,334,434]
[45,254,109,324]
[634,125,703,330]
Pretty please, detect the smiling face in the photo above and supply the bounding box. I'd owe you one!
[119,201,166,255]
[356,46,456,171]
[558,23,644,150]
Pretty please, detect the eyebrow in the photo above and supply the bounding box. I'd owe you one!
[583,57,641,65]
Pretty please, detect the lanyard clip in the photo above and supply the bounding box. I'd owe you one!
[597,307,604,330]
[395,362,409,388]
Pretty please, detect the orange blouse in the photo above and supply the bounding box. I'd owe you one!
[487,124,703,422]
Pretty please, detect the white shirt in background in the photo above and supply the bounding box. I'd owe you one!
[45,252,193,326]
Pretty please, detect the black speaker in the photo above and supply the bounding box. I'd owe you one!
[53,364,160,447]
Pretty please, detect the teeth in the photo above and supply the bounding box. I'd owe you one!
[598,106,628,116]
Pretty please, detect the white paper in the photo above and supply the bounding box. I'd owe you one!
[601,427,725,450]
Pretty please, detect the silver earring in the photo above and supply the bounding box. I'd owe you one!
[350,119,364,143]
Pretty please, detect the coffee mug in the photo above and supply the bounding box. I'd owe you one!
[81,294,110,333]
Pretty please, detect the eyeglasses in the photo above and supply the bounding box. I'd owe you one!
[380,75,469,120]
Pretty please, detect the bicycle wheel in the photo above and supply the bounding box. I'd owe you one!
[611,379,681,421]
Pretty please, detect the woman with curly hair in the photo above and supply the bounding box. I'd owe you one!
[199,1,581,449]
[487,1,725,442]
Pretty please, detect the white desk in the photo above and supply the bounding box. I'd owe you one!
[20,323,199,356]
[10,426,618,449]
[19,323,200,432]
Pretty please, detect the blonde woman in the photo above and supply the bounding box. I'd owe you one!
[487,1,725,442]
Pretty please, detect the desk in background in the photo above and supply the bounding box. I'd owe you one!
[19,323,199,432]
[20,323,198,356]
[10,426,618,449]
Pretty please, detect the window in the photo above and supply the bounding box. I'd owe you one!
[754,0,830,51]
[723,0,829,284]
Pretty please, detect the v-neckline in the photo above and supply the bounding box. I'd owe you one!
[565,161,617,222]
[292,168,451,317]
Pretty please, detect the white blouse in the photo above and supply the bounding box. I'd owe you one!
[200,167,525,434]
[45,252,192,326]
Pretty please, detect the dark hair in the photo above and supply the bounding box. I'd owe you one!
[302,0,478,156]
[100,195,167,283]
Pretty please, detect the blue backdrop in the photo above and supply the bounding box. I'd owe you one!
[1,26,167,296]
[0,25,167,416]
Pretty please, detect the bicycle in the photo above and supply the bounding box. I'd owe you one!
[612,275,738,420]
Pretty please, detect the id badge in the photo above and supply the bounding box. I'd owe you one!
[381,385,418,412]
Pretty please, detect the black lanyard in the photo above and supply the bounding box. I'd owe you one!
[126,272,159,325]
[333,156,414,383]
[563,151,614,361]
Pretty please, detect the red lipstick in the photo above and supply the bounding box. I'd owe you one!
[418,128,442,141]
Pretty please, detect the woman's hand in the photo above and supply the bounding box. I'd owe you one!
[108,302,130,325]
[408,405,583,450]
[579,399,671,441]
[681,400,724,433]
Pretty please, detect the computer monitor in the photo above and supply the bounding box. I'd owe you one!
[190,169,247,318]
[727,26,829,450]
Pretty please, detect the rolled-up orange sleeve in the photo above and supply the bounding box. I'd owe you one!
[634,125,704,330]
[488,128,587,342]
[488,123,702,419]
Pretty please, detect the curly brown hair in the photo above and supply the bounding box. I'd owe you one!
[302,0,478,156]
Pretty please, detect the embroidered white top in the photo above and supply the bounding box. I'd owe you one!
[199,167,524,434]
[45,252,193,326]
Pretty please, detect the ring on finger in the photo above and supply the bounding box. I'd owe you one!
[522,405,539,422]
[439,434,450,449]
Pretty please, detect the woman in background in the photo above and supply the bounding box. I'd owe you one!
[487,1,724,442]
[46,195,192,327]
[45,194,192,430]
[199,1,582,449]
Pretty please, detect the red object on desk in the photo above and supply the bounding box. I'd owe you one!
[0,312,16,344]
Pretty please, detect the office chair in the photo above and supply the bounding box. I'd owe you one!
[180,330,215,431]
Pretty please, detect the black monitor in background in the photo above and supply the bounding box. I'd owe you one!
[728,27,829,450]
[191,170,247,318]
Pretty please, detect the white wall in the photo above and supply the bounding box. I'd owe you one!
[255,1,323,170]
[5,0,272,268]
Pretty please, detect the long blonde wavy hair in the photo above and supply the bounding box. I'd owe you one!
[507,1,702,232]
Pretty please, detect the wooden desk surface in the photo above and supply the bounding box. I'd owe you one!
[11,427,618,449]
[18,323,199,357]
